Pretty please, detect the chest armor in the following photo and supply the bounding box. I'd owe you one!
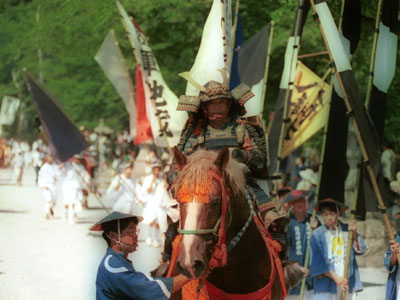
[203,123,241,150]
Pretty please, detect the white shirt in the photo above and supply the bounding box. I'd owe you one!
[38,162,58,190]
[325,226,348,278]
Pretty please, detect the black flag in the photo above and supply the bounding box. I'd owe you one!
[313,0,393,220]
[319,0,361,204]
[25,71,89,162]
[356,0,399,218]
[368,0,399,144]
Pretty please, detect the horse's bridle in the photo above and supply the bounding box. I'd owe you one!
[177,172,231,269]
[178,214,222,236]
[174,169,287,297]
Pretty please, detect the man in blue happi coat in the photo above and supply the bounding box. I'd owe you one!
[310,199,367,300]
[283,190,319,299]
[90,211,190,300]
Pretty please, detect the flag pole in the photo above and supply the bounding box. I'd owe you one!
[341,1,384,299]
[299,67,333,300]
[231,0,240,54]
[260,21,275,117]
[341,167,361,299]
[116,2,173,156]
[274,0,307,188]
[365,0,384,108]
[228,0,240,84]
[309,0,400,267]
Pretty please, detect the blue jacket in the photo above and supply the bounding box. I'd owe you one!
[96,248,173,300]
[287,213,317,294]
[310,222,367,294]
[384,234,400,300]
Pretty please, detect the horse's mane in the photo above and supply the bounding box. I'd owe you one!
[172,149,246,199]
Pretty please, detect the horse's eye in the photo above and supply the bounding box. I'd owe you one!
[210,199,221,206]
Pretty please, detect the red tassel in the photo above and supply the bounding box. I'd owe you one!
[208,257,218,270]
[208,244,228,270]
[220,244,227,266]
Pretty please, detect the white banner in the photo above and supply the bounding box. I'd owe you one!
[185,0,232,96]
[0,95,20,125]
[95,30,136,138]
[116,1,187,148]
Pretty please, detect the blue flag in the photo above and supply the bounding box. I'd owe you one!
[25,71,89,162]
[229,13,244,90]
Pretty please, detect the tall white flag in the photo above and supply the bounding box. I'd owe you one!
[116,0,187,148]
[185,0,232,96]
[95,30,136,138]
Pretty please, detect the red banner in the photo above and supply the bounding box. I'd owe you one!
[134,64,153,145]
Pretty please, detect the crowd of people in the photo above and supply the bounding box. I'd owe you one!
[0,135,177,235]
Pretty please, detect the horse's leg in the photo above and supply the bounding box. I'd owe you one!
[271,278,282,300]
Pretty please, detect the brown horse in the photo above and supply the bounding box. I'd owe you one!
[171,147,285,300]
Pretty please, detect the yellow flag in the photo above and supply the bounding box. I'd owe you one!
[281,61,332,158]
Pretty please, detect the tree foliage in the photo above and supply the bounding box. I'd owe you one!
[0,0,399,147]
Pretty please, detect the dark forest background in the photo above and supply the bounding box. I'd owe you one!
[1,0,399,149]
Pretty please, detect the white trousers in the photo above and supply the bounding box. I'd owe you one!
[43,189,56,214]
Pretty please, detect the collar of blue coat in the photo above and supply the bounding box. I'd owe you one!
[103,247,133,273]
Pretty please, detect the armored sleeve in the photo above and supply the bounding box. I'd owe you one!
[242,122,268,171]
[176,125,193,153]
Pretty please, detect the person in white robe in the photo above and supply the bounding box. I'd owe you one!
[38,154,58,219]
[107,162,142,216]
[139,162,167,247]
[12,151,25,186]
[59,155,90,225]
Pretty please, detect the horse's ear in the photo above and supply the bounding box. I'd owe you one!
[173,146,187,171]
[214,146,229,173]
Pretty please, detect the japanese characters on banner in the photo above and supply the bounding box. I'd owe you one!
[116,1,187,148]
[280,61,332,158]
[0,95,20,125]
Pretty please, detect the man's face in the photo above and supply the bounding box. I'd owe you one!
[124,166,133,178]
[321,209,338,228]
[291,198,307,215]
[295,157,302,166]
[152,166,161,177]
[119,221,139,253]
[203,98,231,121]
[47,155,54,164]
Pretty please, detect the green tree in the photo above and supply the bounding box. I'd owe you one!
[0,0,398,149]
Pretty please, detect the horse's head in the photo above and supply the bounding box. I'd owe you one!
[171,147,246,279]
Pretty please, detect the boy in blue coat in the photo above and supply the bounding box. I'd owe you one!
[284,190,319,299]
[310,198,367,300]
[90,211,190,300]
